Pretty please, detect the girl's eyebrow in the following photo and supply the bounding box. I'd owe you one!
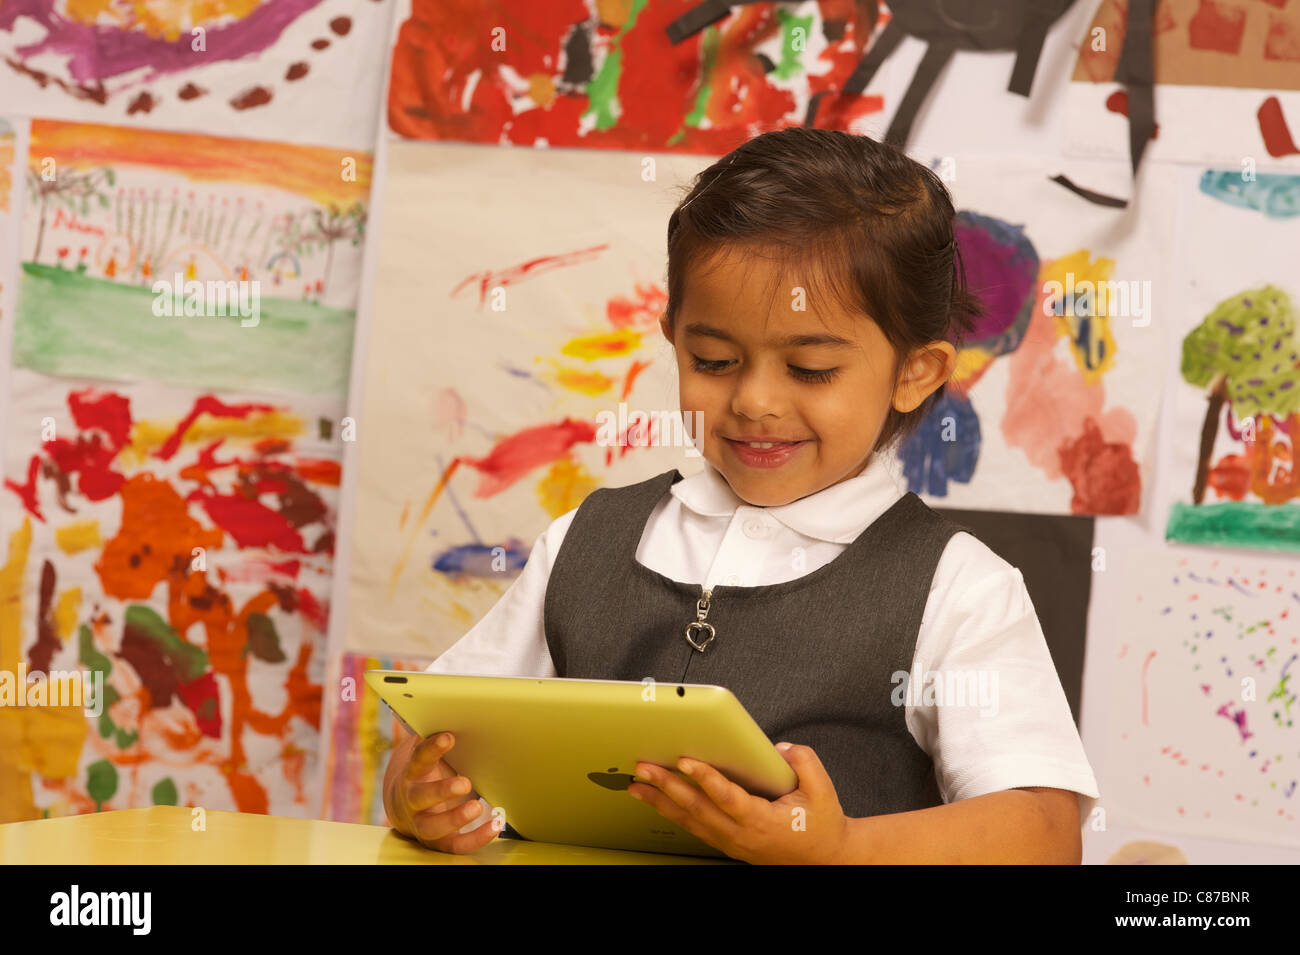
[682,322,855,349]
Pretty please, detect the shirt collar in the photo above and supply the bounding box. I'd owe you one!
[669,451,906,544]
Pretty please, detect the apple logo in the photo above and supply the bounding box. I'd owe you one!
[587,766,637,791]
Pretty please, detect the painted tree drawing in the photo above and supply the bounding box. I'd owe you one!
[1168,285,1300,549]
[27,165,116,264]
[285,201,367,297]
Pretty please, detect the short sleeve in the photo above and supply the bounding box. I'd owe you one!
[906,533,1102,829]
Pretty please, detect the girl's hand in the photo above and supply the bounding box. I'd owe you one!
[387,731,500,854]
[629,742,848,864]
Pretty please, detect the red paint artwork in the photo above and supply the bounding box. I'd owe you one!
[1,381,338,821]
[387,0,888,152]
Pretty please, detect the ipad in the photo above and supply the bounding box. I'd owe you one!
[364,670,800,858]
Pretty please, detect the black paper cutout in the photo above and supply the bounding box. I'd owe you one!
[669,1,1075,149]
[1048,173,1129,208]
[1008,1,1066,95]
[665,0,739,45]
[1047,0,1156,208]
[1114,0,1156,177]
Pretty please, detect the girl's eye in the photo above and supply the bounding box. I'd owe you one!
[789,365,839,384]
[689,356,839,383]
[690,356,732,373]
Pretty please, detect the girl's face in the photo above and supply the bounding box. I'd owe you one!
[661,247,955,507]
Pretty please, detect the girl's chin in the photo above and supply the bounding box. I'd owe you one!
[713,461,815,498]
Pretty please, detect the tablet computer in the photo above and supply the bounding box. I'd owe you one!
[364,670,799,858]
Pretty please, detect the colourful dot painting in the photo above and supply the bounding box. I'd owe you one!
[1109,548,1299,847]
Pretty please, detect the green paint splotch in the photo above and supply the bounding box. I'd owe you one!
[87,759,118,811]
[1167,499,1300,551]
[585,0,649,131]
[152,778,179,806]
[79,624,135,749]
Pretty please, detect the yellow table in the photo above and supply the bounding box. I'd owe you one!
[0,806,738,864]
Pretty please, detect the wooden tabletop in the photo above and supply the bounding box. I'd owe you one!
[0,805,738,865]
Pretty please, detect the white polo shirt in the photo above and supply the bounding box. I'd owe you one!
[426,449,1101,831]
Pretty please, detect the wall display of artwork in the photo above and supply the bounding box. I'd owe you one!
[3,0,1299,869]
[0,118,374,824]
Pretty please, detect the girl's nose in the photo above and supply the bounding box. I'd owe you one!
[728,364,789,421]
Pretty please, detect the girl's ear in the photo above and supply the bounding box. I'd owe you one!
[892,342,957,414]
[659,313,675,345]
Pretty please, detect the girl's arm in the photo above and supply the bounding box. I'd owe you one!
[836,786,1082,864]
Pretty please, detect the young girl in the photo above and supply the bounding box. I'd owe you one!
[383,127,1100,864]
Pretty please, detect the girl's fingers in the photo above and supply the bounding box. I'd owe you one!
[406,731,454,780]
[627,780,710,845]
[411,795,486,846]
[776,742,838,804]
[674,758,757,825]
[632,762,739,837]
[442,806,503,854]
[407,774,473,813]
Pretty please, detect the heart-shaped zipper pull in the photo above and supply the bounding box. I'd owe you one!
[684,588,714,651]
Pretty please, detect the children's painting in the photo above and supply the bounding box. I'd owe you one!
[387,0,892,151]
[0,368,343,824]
[14,119,369,401]
[343,142,712,661]
[1103,546,1299,849]
[1065,0,1300,165]
[321,651,431,825]
[898,155,1173,516]
[1164,167,1300,551]
[0,0,394,149]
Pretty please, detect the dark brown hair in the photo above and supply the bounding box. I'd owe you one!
[664,127,982,453]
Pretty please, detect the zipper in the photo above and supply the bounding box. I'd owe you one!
[680,586,714,682]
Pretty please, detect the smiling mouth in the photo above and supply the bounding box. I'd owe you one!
[724,438,810,448]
